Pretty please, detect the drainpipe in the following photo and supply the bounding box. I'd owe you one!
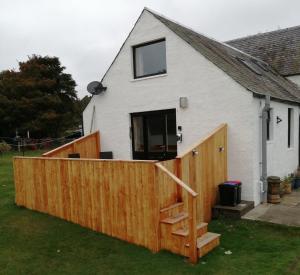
[261,95,270,203]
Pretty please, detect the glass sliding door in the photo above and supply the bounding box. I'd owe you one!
[131,109,177,160]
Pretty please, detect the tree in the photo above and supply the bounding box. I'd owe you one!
[0,55,79,138]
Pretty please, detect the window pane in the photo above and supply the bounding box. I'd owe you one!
[132,117,144,152]
[147,115,165,152]
[288,108,294,148]
[134,40,166,78]
[267,109,273,141]
[166,113,177,152]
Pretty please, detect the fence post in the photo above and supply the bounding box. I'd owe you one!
[175,158,182,202]
[188,195,198,263]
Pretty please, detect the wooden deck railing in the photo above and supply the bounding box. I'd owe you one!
[42,131,100,159]
[155,162,198,263]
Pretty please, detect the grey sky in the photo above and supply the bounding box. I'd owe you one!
[1,0,300,98]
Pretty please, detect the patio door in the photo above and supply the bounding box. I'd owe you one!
[131,109,177,160]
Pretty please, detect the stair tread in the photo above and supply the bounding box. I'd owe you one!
[160,202,184,213]
[197,232,221,248]
[172,222,208,237]
[160,212,188,224]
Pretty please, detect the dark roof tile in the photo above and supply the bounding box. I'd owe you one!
[147,9,300,104]
[226,26,300,76]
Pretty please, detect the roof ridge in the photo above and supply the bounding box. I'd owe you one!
[145,8,300,103]
[226,25,300,43]
[145,8,270,65]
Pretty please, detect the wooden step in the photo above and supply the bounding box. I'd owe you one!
[160,202,184,213]
[160,202,184,220]
[160,212,188,224]
[172,222,208,237]
[197,232,220,258]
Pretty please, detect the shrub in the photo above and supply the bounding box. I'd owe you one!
[0,141,11,154]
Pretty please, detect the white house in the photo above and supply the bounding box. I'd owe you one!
[83,8,300,205]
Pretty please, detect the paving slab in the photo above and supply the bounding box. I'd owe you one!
[242,189,300,227]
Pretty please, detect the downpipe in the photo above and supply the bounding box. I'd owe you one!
[260,95,270,203]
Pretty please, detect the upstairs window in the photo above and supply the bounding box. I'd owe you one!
[133,39,166,79]
[288,108,294,148]
[267,109,273,141]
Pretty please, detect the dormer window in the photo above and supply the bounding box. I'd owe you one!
[133,39,166,79]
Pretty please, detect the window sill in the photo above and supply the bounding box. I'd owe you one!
[131,73,167,82]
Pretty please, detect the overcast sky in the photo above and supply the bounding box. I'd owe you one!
[1,0,300,98]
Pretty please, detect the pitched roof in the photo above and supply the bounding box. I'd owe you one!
[226,26,300,76]
[146,9,300,104]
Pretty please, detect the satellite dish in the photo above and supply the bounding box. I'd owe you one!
[87,81,107,95]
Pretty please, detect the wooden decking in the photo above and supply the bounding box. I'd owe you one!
[13,124,227,263]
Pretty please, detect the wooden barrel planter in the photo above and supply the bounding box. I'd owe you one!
[267,176,281,204]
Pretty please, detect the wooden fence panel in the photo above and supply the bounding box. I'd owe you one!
[13,157,160,252]
[157,159,178,209]
[42,131,100,159]
[177,124,227,223]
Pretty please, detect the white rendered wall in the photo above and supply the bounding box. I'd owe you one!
[287,75,300,87]
[83,10,261,204]
[252,98,300,203]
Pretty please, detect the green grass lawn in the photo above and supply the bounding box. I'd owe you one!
[1,151,300,274]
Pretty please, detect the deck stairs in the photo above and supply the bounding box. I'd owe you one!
[160,202,220,259]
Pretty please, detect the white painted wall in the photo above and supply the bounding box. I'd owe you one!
[83,10,299,205]
[287,75,300,87]
[252,97,300,203]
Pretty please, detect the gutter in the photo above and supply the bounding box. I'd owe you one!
[260,95,271,203]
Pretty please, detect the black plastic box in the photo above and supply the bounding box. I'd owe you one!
[219,181,242,206]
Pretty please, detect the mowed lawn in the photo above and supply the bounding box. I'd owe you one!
[1,152,300,275]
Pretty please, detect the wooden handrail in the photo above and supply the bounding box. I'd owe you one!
[177,123,227,158]
[155,163,198,197]
[155,162,198,263]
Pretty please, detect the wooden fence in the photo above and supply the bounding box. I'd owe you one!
[178,123,227,223]
[42,131,100,159]
[154,124,228,223]
[13,123,227,261]
[14,157,160,252]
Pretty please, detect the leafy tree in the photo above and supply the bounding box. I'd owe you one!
[0,55,79,138]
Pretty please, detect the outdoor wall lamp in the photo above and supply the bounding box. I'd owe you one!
[219,146,225,152]
[179,97,188,108]
[177,133,183,143]
[192,149,198,156]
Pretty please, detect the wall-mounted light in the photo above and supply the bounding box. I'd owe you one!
[177,133,183,143]
[177,126,183,143]
[219,146,225,152]
[192,149,198,156]
[276,116,282,124]
[179,97,188,108]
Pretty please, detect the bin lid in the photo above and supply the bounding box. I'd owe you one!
[223,181,241,185]
[267,176,281,183]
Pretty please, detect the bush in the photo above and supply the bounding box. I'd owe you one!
[0,141,11,154]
